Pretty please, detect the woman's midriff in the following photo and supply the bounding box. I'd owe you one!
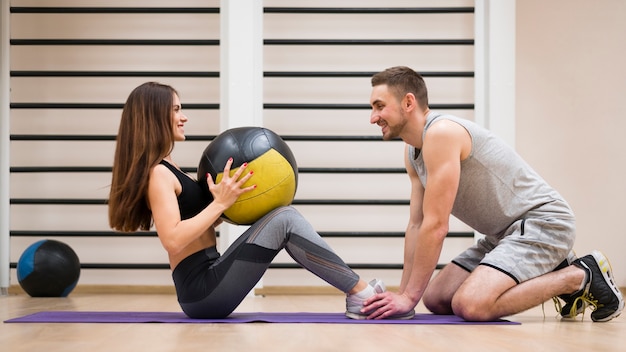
[168,232,217,269]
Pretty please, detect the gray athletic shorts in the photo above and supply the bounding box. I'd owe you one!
[451,203,577,284]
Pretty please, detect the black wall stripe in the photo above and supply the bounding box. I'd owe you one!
[264,39,473,45]
[10,7,220,14]
[264,7,474,14]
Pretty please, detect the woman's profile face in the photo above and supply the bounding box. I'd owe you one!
[171,93,188,141]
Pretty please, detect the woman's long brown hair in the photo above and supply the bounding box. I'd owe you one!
[108,82,178,232]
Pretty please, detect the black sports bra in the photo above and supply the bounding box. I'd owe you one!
[159,160,210,220]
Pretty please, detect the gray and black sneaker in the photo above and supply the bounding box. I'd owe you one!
[569,250,624,322]
[556,288,586,319]
[551,253,585,319]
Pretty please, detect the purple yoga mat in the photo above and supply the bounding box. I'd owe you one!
[4,311,519,325]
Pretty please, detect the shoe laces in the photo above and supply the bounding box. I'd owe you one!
[548,297,570,320]
[550,297,563,318]
[550,291,599,321]
[568,292,600,320]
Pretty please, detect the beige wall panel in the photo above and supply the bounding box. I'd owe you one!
[11,140,210,168]
[11,46,219,71]
[293,204,409,232]
[10,269,174,286]
[264,45,474,72]
[273,237,406,264]
[182,110,220,135]
[437,238,474,263]
[11,14,218,40]
[261,268,404,288]
[10,77,219,104]
[293,205,470,233]
[264,77,472,104]
[264,77,370,104]
[11,109,124,135]
[425,77,474,105]
[10,109,219,135]
[264,109,474,136]
[10,237,166,264]
[287,140,406,168]
[264,109,385,136]
[11,173,112,199]
[10,205,109,231]
[296,173,409,200]
[10,141,114,167]
[272,237,472,264]
[441,109,474,121]
[12,0,220,7]
[446,216,470,233]
[170,141,216,168]
[265,13,473,39]
[72,270,174,286]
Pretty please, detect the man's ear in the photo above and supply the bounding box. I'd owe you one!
[403,92,417,111]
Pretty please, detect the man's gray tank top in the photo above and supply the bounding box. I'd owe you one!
[408,112,573,236]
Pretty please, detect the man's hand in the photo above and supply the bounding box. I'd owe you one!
[362,291,415,319]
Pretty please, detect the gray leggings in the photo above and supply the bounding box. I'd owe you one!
[172,206,360,318]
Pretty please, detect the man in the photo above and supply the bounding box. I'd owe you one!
[360,66,623,322]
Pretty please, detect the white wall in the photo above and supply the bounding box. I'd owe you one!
[516,0,626,285]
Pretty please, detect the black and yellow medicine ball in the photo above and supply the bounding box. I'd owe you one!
[197,127,298,225]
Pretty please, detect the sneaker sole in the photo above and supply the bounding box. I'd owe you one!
[345,311,369,320]
[345,309,416,320]
[590,250,625,322]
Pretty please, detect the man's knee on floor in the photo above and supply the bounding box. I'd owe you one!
[422,290,453,315]
[450,293,497,321]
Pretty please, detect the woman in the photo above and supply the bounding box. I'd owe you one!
[108,82,394,319]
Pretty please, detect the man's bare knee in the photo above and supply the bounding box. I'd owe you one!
[451,293,498,321]
[423,290,453,315]
[422,262,469,315]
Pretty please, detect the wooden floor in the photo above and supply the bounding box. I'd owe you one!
[1,291,625,352]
